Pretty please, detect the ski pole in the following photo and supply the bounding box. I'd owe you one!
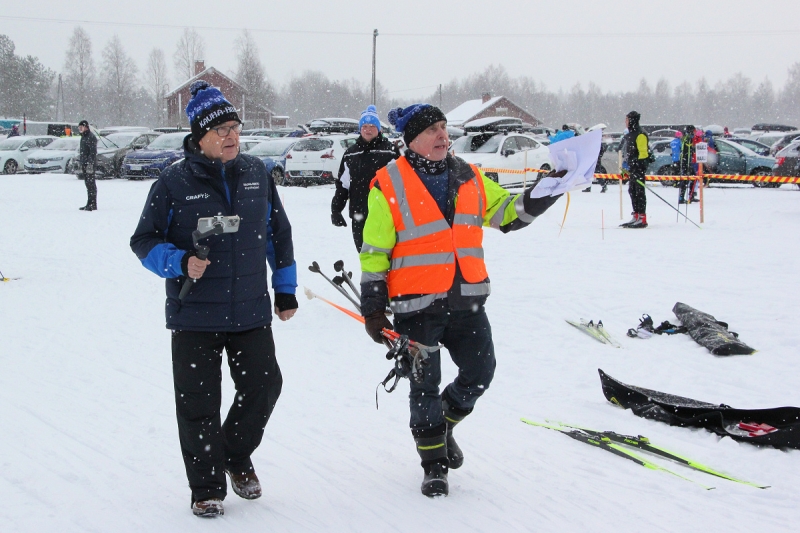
[179,224,226,300]
[333,260,361,300]
[308,261,361,312]
[637,180,701,229]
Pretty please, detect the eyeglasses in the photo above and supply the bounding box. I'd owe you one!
[210,123,243,137]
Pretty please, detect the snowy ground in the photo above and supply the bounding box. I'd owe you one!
[1,173,799,532]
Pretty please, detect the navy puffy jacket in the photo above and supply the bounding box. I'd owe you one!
[130,136,297,331]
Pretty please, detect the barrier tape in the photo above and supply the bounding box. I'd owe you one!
[479,168,800,184]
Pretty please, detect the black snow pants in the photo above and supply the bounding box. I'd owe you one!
[351,214,366,252]
[393,306,496,434]
[171,325,282,502]
[81,163,97,208]
[628,165,647,215]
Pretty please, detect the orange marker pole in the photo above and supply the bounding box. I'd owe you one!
[698,163,704,224]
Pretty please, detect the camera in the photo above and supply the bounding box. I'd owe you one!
[197,215,241,233]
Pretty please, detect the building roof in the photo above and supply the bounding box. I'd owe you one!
[445,96,503,126]
[165,67,246,98]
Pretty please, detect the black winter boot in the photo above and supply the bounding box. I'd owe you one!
[442,398,471,469]
[413,425,449,497]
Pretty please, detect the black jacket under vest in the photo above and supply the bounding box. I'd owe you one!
[332,134,400,220]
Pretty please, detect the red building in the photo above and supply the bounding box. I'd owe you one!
[165,61,280,129]
[446,93,540,128]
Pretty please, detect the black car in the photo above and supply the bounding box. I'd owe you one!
[751,123,798,133]
[773,141,800,185]
[96,131,162,177]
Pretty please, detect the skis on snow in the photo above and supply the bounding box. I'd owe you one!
[565,319,621,348]
[521,419,768,489]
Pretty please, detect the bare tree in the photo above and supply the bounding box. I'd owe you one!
[235,30,275,118]
[63,26,96,121]
[146,48,169,124]
[173,28,205,83]
[100,35,139,125]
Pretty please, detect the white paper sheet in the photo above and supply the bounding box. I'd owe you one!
[529,129,603,198]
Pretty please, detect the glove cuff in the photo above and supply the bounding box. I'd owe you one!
[274,293,299,312]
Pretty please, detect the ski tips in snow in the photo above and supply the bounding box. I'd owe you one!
[565,319,621,348]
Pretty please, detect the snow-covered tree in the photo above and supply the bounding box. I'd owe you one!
[234,30,275,113]
[173,28,205,83]
[63,26,96,122]
[100,35,139,125]
[145,48,169,125]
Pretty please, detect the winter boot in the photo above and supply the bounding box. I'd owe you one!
[226,468,262,500]
[192,498,224,518]
[619,213,639,228]
[413,426,449,497]
[442,398,470,470]
[629,214,648,228]
[601,183,607,193]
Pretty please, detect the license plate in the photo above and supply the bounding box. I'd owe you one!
[300,170,315,177]
[129,165,142,171]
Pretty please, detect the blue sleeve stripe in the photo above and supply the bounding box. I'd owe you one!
[141,242,186,278]
[272,261,297,294]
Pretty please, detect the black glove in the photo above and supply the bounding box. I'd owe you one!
[523,169,567,218]
[331,212,347,227]
[365,311,393,346]
[180,249,198,277]
[274,293,298,312]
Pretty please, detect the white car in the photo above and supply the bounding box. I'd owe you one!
[0,135,58,174]
[24,137,81,174]
[284,134,359,186]
[450,132,552,187]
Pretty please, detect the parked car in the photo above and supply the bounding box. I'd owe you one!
[23,137,81,173]
[450,131,552,187]
[726,137,771,156]
[751,123,797,133]
[98,126,153,137]
[241,128,296,138]
[732,128,751,136]
[0,135,57,174]
[647,138,775,187]
[245,138,297,185]
[767,131,800,156]
[649,129,680,139]
[121,132,187,180]
[772,141,800,182]
[305,118,360,134]
[748,130,799,155]
[600,140,623,175]
[95,131,162,177]
[284,134,358,186]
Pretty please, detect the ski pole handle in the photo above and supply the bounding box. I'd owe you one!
[178,245,210,301]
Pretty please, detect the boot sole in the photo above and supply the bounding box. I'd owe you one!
[421,479,449,497]
[192,504,224,517]
[226,470,262,500]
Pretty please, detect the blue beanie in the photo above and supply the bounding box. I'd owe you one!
[359,105,381,130]
[387,104,446,145]
[185,80,240,141]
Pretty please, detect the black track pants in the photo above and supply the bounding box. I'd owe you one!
[171,326,282,502]
[393,307,496,431]
[628,168,647,214]
[351,214,365,252]
[82,163,97,207]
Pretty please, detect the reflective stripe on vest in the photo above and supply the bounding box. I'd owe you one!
[374,157,489,301]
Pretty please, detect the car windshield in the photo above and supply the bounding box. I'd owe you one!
[105,133,139,147]
[451,134,503,154]
[292,139,333,152]
[147,133,186,150]
[44,138,80,150]
[0,138,26,151]
[247,140,296,156]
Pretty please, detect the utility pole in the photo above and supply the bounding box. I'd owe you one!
[372,29,378,105]
[439,84,442,108]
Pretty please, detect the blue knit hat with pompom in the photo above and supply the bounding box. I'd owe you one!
[185,80,240,141]
[359,105,381,130]
[387,104,446,145]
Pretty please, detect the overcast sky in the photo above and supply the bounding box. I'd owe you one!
[3,0,799,103]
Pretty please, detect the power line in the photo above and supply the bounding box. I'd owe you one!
[388,85,439,94]
[2,15,798,38]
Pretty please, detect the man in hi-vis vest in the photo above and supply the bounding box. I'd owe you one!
[359,104,563,497]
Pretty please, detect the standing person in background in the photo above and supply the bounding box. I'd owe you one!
[359,104,563,498]
[331,105,400,251]
[670,131,683,175]
[130,80,297,518]
[619,111,649,228]
[678,125,697,204]
[77,120,98,211]
[583,124,608,193]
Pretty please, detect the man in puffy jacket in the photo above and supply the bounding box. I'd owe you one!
[78,120,98,210]
[331,105,400,250]
[620,111,650,228]
[130,80,298,518]
[670,130,683,175]
[678,125,697,204]
[359,104,563,498]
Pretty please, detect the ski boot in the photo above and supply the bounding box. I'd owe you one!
[600,183,607,193]
[629,214,648,228]
[582,186,591,192]
[413,426,449,497]
[620,213,639,227]
[192,498,224,518]
[442,398,470,469]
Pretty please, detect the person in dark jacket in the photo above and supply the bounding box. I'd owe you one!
[620,111,649,228]
[678,125,697,204]
[77,120,98,211]
[7,124,19,138]
[331,105,400,251]
[130,80,298,519]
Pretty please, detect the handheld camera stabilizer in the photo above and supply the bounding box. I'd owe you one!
[178,215,241,301]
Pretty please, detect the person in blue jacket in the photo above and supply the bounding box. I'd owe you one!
[670,130,683,174]
[130,80,298,518]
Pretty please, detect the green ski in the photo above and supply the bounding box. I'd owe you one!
[545,420,768,489]
[521,418,714,490]
[565,319,620,348]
